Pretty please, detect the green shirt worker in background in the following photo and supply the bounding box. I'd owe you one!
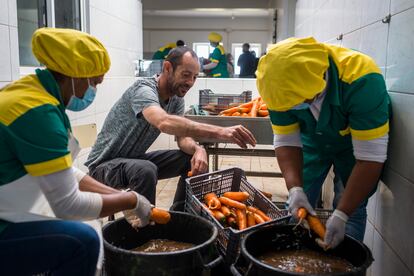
[153,40,185,60]
[0,28,153,275]
[202,32,229,78]
[256,37,390,249]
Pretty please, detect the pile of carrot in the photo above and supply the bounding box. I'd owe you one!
[219,97,269,117]
[201,191,271,230]
[296,207,326,240]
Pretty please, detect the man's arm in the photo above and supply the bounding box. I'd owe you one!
[142,105,256,148]
[177,136,208,175]
[79,174,121,194]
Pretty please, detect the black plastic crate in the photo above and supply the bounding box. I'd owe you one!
[185,167,290,265]
[199,89,252,114]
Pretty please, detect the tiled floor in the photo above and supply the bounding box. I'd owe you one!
[155,156,289,210]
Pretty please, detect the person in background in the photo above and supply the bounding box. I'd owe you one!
[86,46,256,206]
[256,37,390,249]
[202,32,229,78]
[226,53,235,78]
[238,43,257,78]
[153,40,185,60]
[0,28,153,275]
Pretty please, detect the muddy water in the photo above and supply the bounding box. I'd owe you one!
[131,239,195,253]
[258,248,354,274]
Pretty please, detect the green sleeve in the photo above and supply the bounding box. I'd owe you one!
[268,110,300,134]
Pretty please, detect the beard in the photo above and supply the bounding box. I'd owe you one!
[167,73,190,98]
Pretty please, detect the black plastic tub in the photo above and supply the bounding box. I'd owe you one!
[103,211,222,276]
[234,224,373,276]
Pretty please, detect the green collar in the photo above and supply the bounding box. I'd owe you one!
[35,69,71,131]
[316,57,340,131]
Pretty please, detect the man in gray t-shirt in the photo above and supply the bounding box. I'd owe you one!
[85,47,257,205]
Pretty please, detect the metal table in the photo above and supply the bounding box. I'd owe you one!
[185,115,282,178]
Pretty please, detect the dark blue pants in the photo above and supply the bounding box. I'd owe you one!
[0,220,100,276]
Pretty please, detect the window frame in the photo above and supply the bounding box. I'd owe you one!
[232,43,261,76]
[19,0,90,73]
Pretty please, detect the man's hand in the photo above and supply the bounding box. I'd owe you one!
[287,187,316,219]
[190,147,208,176]
[218,125,257,148]
[323,209,348,249]
[123,191,152,229]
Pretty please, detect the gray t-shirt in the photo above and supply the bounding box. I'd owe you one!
[85,77,184,171]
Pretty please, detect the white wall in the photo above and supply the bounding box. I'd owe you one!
[0,0,19,89]
[295,1,414,275]
[143,15,272,58]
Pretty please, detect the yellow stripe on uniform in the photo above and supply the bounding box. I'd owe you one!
[213,73,222,77]
[24,154,72,176]
[350,121,389,140]
[272,123,300,135]
[210,58,219,63]
[339,126,350,136]
[0,75,59,126]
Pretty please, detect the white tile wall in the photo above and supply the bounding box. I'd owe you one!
[7,0,17,27]
[295,1,414,274]
[0,0,9,25]
[0,25,11,82]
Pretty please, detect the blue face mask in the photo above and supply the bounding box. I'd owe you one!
[66,78,97,111]
[291,102,310,110]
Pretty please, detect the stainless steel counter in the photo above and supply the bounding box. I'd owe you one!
[185,115,281,177]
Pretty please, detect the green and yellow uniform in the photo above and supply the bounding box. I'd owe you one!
[208,45,229,78]
[257,37,390,191]
[0,69,73,233]
[152,42,176,60]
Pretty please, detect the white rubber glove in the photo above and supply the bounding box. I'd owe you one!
[324,209,348,249]
[123,191,152,229]
[287,187,316,219]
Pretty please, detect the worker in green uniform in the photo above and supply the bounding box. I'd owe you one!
[202,32,229,78]
[153,40,185,60]
[256,37,390,249]
[0,28,154,274]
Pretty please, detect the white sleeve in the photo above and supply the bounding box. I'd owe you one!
[273,131,303,149]
[72,167,87,183]
[352,134,388,163]
[37,167,103,220]
[203,61,218,70]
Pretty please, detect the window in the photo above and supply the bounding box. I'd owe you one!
[232,43,261,75]
[193,43,214,60]
[17,0,88,67]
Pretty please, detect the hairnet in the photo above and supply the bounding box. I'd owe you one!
[208,32,222,43]
[32,28,111,78]
[256,37,329,111]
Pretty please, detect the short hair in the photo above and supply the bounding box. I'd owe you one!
[242,43,250,49]
[176,40,185,46]
[165,46,198,71]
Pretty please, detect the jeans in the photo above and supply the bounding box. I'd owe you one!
[90,150,192,204]
[305,167,367,241]
[0,220,100,276]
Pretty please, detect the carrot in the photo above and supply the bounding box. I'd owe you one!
[227,216,237,228]
[297,207,307,224]
[222,191,249,202]
[259,190,272,200]
[220,205,232,217]
[211,210,226,224]
[258,110,269,117]
[250,98,259,117]
[219,197,246,210]
[219,106,240,115]
[201,203,214,215]
[253,212,265,224]
[204,193,221,210]
[241,113,249,117]
[260,103,267,110]
[236,208,247,230]
[187,171,192,177]
[239,101,254,109]
[150,208,171,224]
[247,206,271,221]
[247,211,256,227]
[238,107,251,113]
[306,214,326,240]
[231,112,241,116]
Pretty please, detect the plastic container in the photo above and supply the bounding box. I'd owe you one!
[199,89,252,114]
[102,211,222,276]
[237,224,373,276]
[185,167,290,265]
